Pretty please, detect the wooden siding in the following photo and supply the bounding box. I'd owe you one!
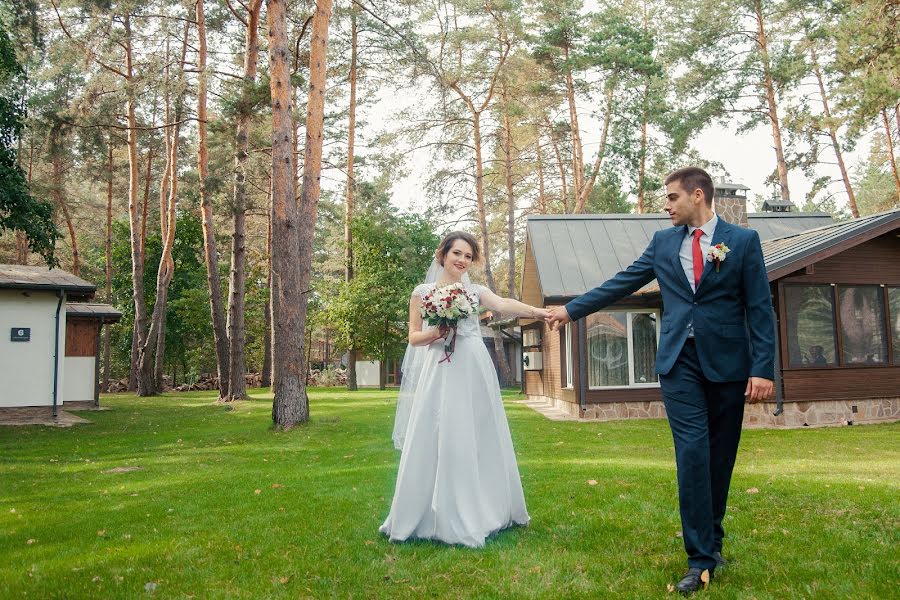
[776,232,900,402]
[782,367,900,401]
[522,317,563,398]
[778,233,900,285]
[65,319,97,357]
[585,387,663,404]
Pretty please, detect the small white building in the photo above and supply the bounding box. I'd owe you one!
[0,265,121,414]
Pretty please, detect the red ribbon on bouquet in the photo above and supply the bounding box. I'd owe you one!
[438,323,458,364]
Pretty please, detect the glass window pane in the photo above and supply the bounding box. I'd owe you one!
[586,312,628,387]
[632,313,659,384]
[890,288,900,365]
[839,286,887,365]
[784,285,837,367]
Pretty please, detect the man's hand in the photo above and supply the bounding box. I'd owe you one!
[546,306,572,331]
[745,377,774,403]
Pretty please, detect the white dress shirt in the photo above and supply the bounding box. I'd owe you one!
[679,213,719,294]
[679,214,718,337]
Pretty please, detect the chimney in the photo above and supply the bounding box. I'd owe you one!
[713,179,750,228]
[714,196,749,227]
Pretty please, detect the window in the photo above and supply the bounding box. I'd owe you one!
[839,286,887,365]
[784,285,838,367]
[585,310,659,388]
[890,288,900,365]
[564,323,574,388]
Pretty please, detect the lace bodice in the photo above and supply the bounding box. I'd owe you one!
[413,282,487,338]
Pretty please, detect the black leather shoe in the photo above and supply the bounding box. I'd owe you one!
[713,551,726,568]
[675,567,712,594]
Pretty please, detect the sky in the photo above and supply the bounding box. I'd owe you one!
[366,86,869,217]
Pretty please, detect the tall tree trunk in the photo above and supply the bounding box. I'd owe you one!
[51,151,79,275]
[226,0,263,401]
[501,98,516,299]
[102,140,113,393]
[197,0,231,399]
[271,0,334,428]
[141,146,153,257]
[883,109,900,198]
[563,46,583,204]
[574,81,615,214]
[754,1,791,203]
[345,7,359,392]
[809,48,858,217]
[262,190,273,388]
[535,136,547,214]
[545,116,569,212]
[123,15,148,396]
[636,81,650,214]
[446,26,513,387]
[138,23,188,397]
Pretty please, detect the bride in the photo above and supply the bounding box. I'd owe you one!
[379,231,550,548]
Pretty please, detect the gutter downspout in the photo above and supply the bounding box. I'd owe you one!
[772,306,784,416]
[576,319,587,415]
[52,290,65,418]
[94,322,102,407]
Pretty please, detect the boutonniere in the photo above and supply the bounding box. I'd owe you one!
[707,243,730,272]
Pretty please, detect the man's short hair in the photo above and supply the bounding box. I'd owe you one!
[665,167,715,205]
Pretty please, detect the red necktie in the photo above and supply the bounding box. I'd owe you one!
[692,229,704,290]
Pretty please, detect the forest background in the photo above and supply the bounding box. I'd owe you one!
[0,0,897,427]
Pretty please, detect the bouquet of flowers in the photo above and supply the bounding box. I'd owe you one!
[420,282,478,363]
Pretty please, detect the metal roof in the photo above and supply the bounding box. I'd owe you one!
[762,209,900,279]
[0,265,96,295]
[66,302,123,322]
[525,212,836,300]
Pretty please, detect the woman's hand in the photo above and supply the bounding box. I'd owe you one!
[431,324,449,344]
[530,306,551,320]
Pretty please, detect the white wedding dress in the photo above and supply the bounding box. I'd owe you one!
[379,282,530,548]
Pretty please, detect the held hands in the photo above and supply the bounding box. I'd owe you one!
[745,377,774,403]
[529,306,552,321]
[545,306,571,331]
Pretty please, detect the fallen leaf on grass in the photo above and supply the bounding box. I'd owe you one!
[675,531,683,538]
[364,540,375,546]
[144,581,158,593]
[26,539,35,545]
[666,584,675,593]
[587,480,598,486]
[746,487,759,494]
[93,576,102,582]
[254,489,262,495]
[97,530,106,537]
[271,483,283,489]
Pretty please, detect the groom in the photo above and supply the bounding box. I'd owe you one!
[546,167,774,593]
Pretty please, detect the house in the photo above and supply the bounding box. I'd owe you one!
[518,206,900,428]
[0,265,121,416]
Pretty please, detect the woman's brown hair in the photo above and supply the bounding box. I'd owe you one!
[435,231,481,265]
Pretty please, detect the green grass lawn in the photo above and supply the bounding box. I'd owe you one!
[1,389,898,599]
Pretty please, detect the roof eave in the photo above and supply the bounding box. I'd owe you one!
[766,213,900,281]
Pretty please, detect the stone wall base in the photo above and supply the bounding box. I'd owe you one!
[524,395,900,429]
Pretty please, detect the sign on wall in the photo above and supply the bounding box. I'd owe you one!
[10,327,31,342]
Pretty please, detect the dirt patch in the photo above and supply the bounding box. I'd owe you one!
[102,466,143,474]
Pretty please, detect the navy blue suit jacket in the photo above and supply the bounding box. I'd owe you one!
[565,219,775,382]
